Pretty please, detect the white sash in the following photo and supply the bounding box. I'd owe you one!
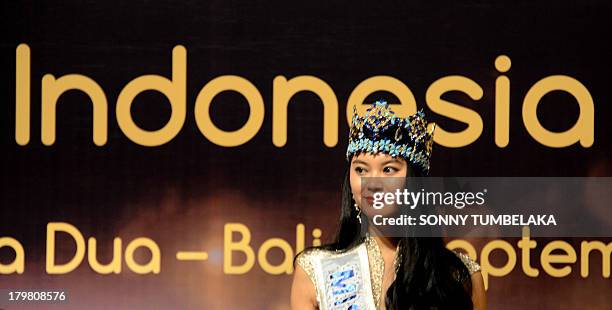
[310,243,377,310]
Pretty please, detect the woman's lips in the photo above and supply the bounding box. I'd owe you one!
[364,196,374,205]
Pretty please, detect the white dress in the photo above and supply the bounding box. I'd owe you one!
[296,236,481,310]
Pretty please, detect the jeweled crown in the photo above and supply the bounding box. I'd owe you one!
[346,100,435,174]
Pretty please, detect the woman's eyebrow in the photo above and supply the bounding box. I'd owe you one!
[351,159,369,165]
[381,159,402,165]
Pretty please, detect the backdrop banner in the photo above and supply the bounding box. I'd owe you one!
[1,1,611,309]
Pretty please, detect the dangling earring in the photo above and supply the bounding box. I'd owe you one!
[352,195,362,224]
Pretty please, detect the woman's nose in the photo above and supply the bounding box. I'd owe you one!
[365,177,384,193]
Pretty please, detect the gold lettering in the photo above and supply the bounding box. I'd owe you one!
[194,76,264,147]
[426,76,484,147]
[116,45,186,146]
[273,76,338,147]
[523,76,594,147]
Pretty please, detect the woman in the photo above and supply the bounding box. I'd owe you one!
[291,101,486,310]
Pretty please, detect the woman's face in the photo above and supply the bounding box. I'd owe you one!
[349,152,408,217]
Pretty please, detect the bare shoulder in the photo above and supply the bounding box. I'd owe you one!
[291,251,317,310]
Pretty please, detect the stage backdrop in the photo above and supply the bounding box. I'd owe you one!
[1,1,611,309]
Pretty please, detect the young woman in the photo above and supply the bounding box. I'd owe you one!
[291,101,486,310]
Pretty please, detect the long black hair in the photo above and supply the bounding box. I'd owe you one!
[297,163,473,309]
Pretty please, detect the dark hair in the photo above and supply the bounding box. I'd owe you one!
[296,161,473,310]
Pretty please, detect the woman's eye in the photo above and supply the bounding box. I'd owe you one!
[355,167,367,175]
[383,166,398,174]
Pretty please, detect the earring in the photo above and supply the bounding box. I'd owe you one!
[352,196,362,224]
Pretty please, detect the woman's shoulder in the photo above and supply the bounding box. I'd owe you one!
[295,247,336,282]
[452,250,481,275]
[295,246,335,264]
[295,248,320,281]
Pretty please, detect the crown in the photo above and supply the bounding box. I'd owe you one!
[346,100,435,174]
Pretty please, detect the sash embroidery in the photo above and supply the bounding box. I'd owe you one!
[327,263,359,307]
[313,243,376,310]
